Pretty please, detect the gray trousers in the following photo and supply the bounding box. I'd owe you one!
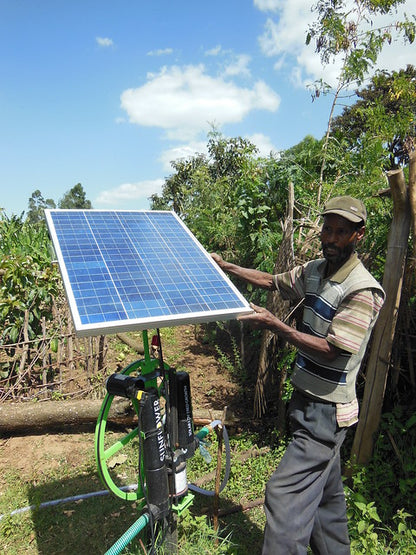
[262,391,351,555]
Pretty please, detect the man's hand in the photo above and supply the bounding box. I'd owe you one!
[210,255,276,290]
[240,303,341,362]
[210,252,224,267]
[238,303,278,329]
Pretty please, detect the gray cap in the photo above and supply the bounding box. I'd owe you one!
[322,195,367,223]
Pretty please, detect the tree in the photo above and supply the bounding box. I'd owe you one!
[26,190,56,224]
[306,0,416,203]
[151,153,208,216]
[331,65,416,169]
[58,183,92,209]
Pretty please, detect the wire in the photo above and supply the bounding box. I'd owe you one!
[156,328,165,376]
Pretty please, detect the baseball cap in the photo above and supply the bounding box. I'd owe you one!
[322,195,367,224]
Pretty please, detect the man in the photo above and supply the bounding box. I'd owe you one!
[211,196,385,554]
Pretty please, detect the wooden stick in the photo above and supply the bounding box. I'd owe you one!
[351,168,411,464]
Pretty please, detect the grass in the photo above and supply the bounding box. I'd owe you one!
[0,427,278,554]
[1,327,415,553]
[1,420,416,554]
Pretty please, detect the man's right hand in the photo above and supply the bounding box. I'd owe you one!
[210,253,224,267]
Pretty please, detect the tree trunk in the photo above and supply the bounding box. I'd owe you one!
[351,167,411,465]
[0,400,233,436]
[116,333,145,354]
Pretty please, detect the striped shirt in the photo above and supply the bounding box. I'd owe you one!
[327,289,384,355]
[274,253,385,426]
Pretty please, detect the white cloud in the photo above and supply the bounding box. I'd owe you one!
[369,5,416,71]
[159,141,208,172]
[259,4,314,59]
[246,133,279,157]
[258,0,416,88]
[147,48,173,56]
[223,54,252,77]
[95,179,165,208]
[254,0,282,12]
[120,64,280,140]
[96,37,114,48]
[205,45,222,56]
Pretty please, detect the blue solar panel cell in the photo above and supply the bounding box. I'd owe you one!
[45,210,252,336]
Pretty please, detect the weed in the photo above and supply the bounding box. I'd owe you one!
[214,337,245,382]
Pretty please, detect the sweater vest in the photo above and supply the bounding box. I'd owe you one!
[291,258,385,403]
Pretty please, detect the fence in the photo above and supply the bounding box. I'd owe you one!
[0,303,108,402]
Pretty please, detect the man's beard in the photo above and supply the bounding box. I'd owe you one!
[322,242,355,266]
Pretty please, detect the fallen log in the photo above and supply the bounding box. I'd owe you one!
[0,398,133,435]
[116,333,145,354]
[0,399,234,436]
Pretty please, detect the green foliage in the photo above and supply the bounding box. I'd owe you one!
[346,477,416,554]
[151,131,284,277]
[307,0,415,91]
[305,0,416,206]
[0,213,61,346]
[25,183,92,224]
[344,405,416,553]
[26,190,56,224]
[176,511,234,554]
[346,486,383,552]
[332,66,416,169]
[151,122,395,295]
[58,182,92,209]
[276,135,324,208]
[386,510,416,554]
[215,337,245,381]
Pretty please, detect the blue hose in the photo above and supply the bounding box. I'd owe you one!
[0,485,137,521]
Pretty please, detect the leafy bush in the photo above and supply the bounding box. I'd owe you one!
[0,213,60,345]
[345,406,416,553]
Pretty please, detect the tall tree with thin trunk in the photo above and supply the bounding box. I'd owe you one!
[306,0,415,204]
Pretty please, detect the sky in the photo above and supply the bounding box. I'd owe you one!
[1,0,415,216]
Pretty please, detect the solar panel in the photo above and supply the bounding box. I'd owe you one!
[45,210,252,336]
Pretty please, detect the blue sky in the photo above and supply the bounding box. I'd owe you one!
[1,0,415,216]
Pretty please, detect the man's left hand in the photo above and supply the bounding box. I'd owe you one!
[238,303,278,330]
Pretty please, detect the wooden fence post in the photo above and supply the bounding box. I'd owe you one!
[351,168,411,464]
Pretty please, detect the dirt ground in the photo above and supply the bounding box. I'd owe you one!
[0,324,247,484]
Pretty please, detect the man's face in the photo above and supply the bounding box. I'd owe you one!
[320,214,364,267]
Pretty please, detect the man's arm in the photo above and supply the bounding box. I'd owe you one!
[211,253,276,291]
[212,254,339,360]
[239,303,341,362]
